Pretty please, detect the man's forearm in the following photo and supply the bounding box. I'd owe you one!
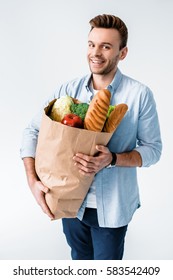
[23,157,39,188]
[116,150,142,167]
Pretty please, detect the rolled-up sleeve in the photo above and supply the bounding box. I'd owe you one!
[134,87,162,167]
[20,110,43,159]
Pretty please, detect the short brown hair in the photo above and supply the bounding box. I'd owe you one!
[89,14,128,50]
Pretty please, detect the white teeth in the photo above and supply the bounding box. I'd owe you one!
[92,60,103,64]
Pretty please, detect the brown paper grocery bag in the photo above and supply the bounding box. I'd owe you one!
[35,100,113,220]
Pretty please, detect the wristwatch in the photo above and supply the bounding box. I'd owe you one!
[107,152,117,168]
[110,152,117,166]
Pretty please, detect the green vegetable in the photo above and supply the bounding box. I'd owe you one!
[107,105,116,118]
[70,103,89,121]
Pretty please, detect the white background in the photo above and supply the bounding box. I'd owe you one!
[0,0,172,260]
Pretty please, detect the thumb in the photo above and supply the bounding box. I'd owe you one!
[96,145,109,153]
[38,182,49,193]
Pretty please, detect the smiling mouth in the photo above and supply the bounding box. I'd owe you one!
[90,59,105,65]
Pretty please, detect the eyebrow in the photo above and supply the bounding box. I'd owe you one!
[88,40,113,47]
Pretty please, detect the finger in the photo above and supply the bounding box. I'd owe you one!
[75,161,96,173]
[96,145,109,153]
[74,158,94,168]
[74,158,98,172]
[79,169,95,177]
[74,153,90,161]
[38,182,50,194]
[39,196,54,219]
[73,154,96,165]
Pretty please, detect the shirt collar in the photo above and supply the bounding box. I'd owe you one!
[85,68,123,95]
[107,68,122,94]
[85,75,92,92]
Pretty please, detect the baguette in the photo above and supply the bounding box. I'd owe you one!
[84,89,111,131]
[103,104,128,133]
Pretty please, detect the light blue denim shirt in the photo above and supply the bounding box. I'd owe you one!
[20,68,162,228]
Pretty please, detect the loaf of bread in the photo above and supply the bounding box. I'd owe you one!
[84,89,111,131]
[103,104,128,133]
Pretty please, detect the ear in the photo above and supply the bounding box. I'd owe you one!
[119,47,128,60]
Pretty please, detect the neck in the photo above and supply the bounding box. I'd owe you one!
[92,69,117,90]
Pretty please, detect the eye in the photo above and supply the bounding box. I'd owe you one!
[88,42,94,48]
[102,45,111,50]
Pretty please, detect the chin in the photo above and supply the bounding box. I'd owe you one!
[91,69,107,75]
[89,66,104,74]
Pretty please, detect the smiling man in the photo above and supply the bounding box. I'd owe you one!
[20,14,162,260]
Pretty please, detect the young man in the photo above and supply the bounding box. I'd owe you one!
[20,14,162,260]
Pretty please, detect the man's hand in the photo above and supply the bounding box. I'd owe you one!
[73,145,112,176]
[23,157,54,220]
[30,180,54,220]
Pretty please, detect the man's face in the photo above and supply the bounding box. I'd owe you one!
[87,27,126,76]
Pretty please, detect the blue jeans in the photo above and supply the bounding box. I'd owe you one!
[62,208,128,260]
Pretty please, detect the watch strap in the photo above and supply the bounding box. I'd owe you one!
[111,152,117,166]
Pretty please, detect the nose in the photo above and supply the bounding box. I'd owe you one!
[91,46,102,57]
